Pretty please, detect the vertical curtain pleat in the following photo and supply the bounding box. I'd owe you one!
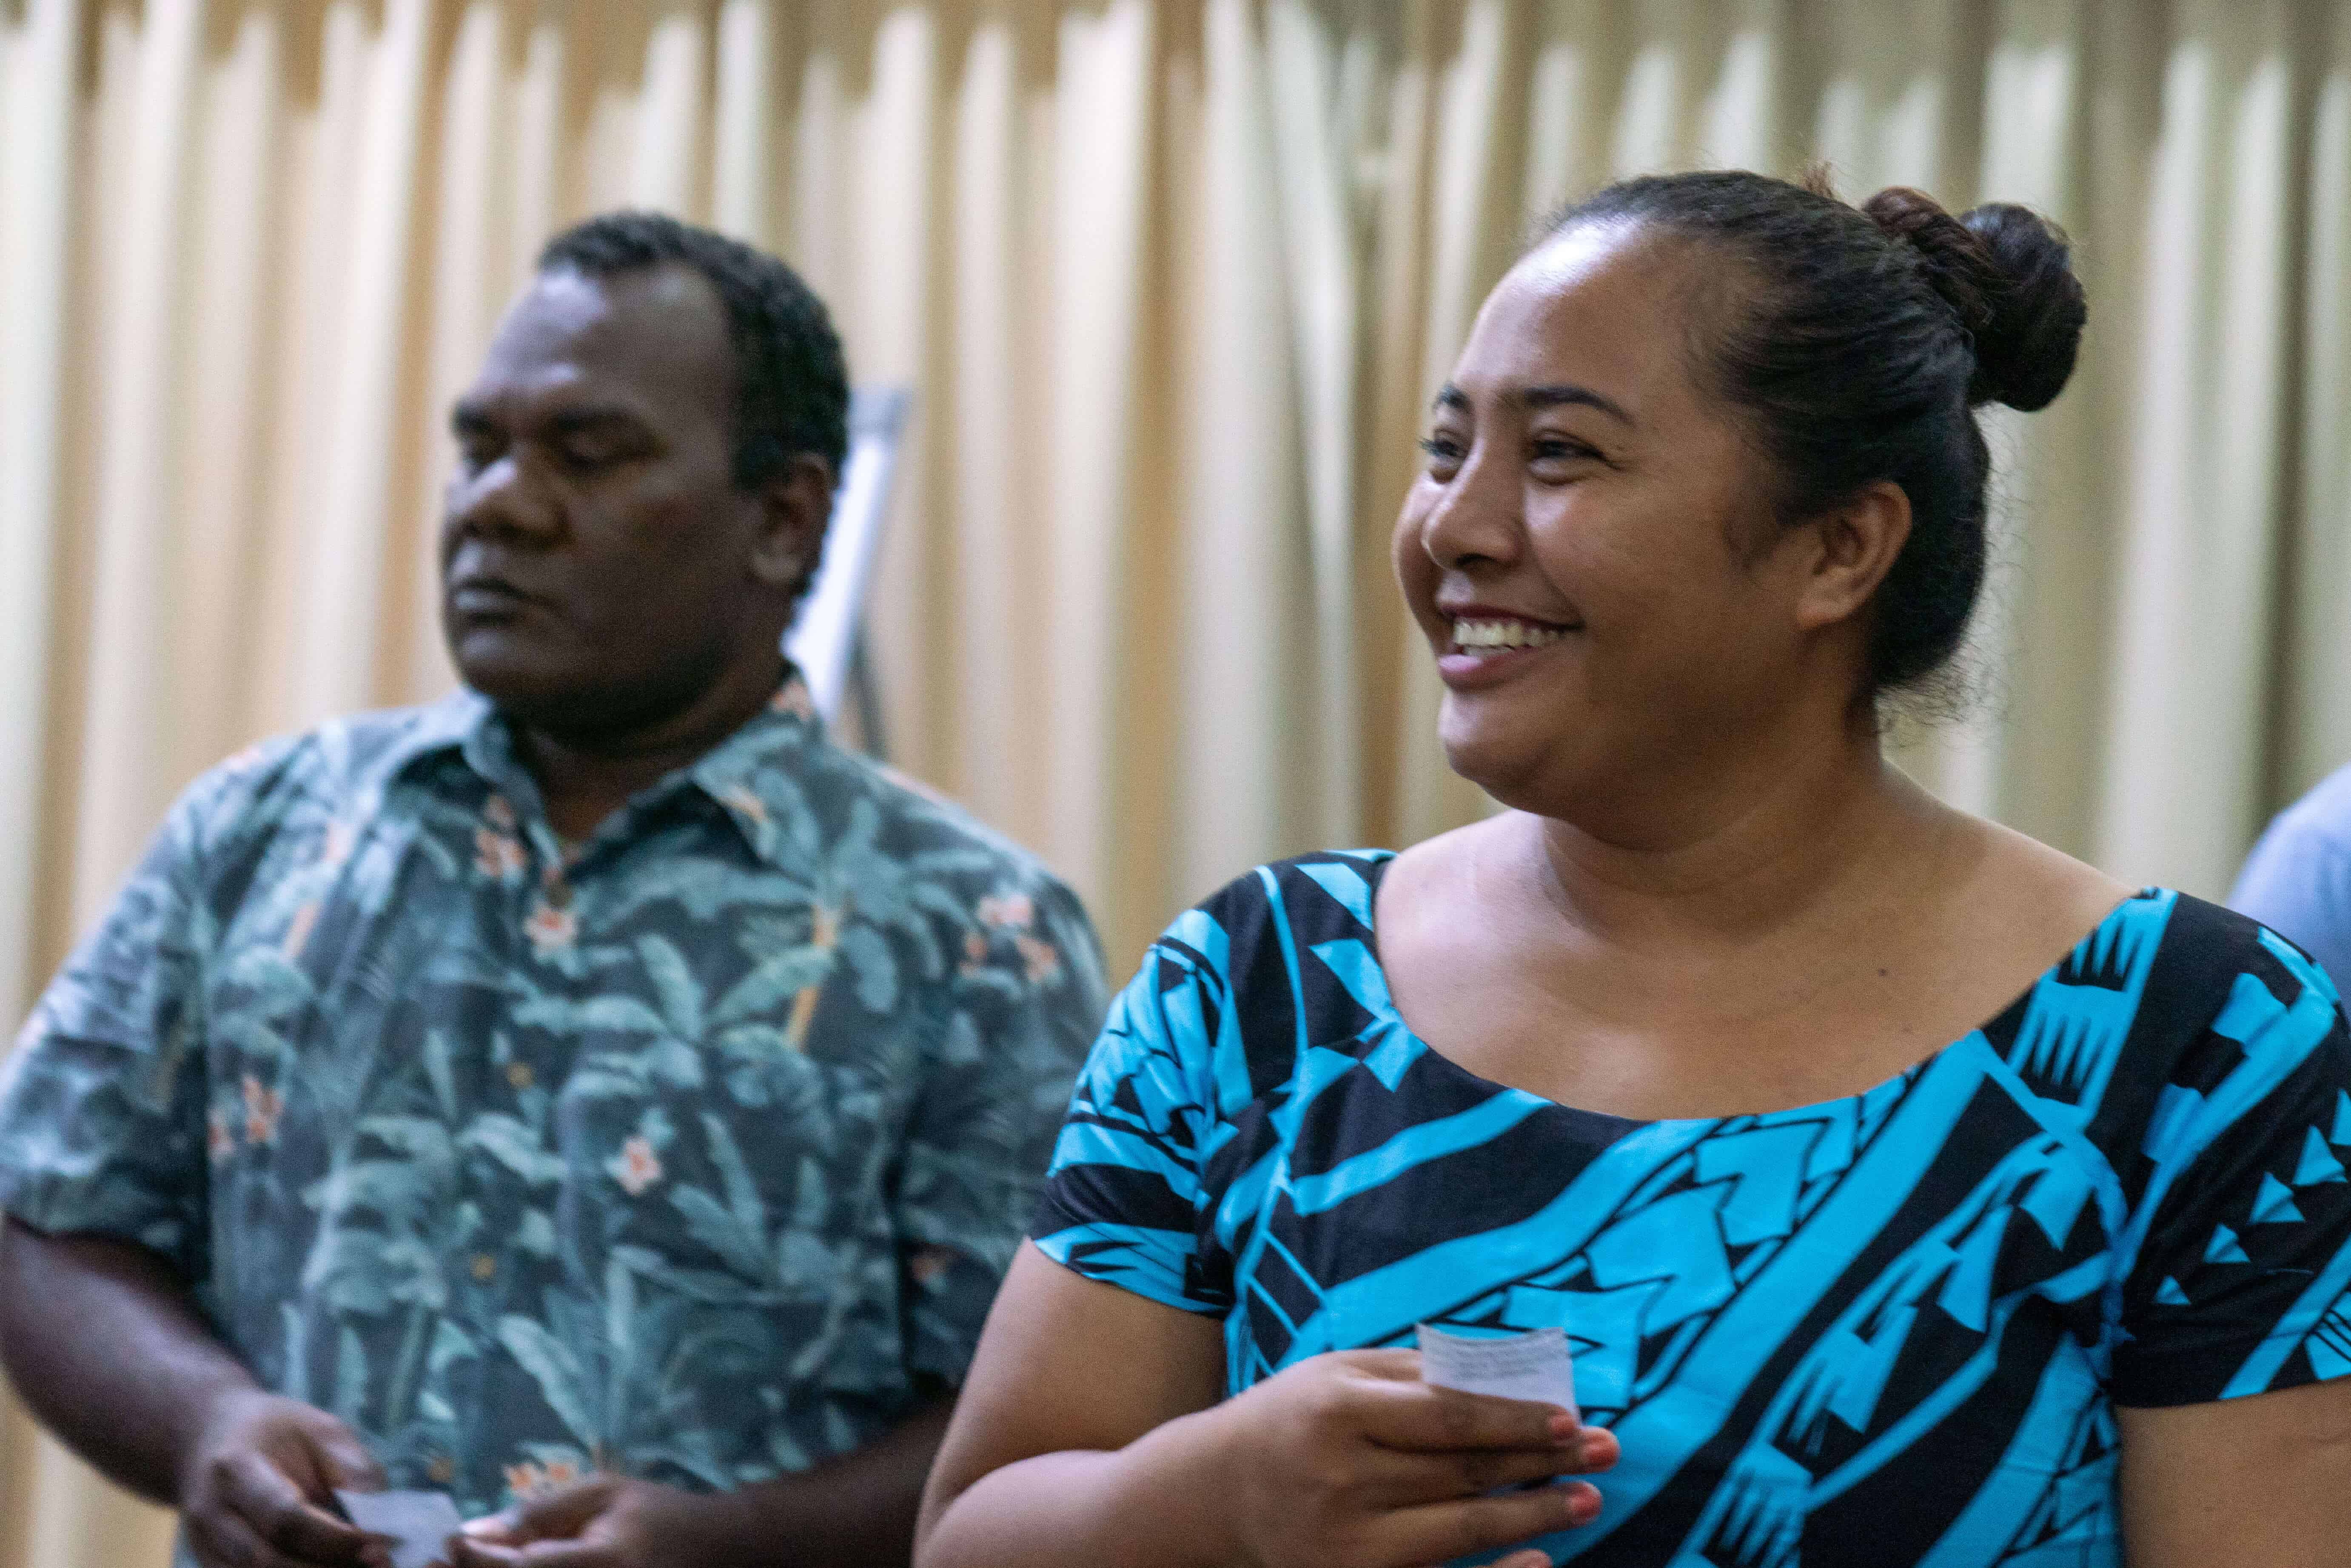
[2098,0,2302,894]
[69,0,206,922]
[851,6,942,773]
[6,6,2351,1563]
[289,0,433,728]
[0,5,85,1557]
[2286,3,2351,800]
[1174,0,1303,901]
[0,0,80,1024]
[710,0,774,239]
[1265,0,1364,852]
[941,9,1036,840]
[1044,0,1152,936]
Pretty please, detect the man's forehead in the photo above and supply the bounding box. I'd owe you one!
[469,262,732,405]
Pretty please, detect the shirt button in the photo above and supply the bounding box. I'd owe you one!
[471,1254,497,1281]
[507,1062,534,1090]
[427,1455,456,1484]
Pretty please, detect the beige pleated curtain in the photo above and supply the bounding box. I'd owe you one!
[2,1,2348,1562]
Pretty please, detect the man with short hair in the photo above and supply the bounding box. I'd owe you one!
[0,212,1105,1568]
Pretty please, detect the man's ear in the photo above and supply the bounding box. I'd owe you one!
[1792,480,1912,633]
[749,452,835,593]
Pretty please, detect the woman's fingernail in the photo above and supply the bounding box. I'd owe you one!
[1548,1411,1579,1443]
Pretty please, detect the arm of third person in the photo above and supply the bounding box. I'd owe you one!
[0,1218,388,1568]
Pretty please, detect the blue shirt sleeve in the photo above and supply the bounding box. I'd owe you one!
[2232,782,2351,996]
[1030,908,1234,1316]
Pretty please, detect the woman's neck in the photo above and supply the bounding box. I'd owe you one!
[1527,728,1951,953]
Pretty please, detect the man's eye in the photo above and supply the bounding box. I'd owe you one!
[456,439,502,474]
[1419,435,1467,469]
[557,433,642,470]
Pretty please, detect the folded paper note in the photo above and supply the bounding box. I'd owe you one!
[1416,1323,1579,1422]
[336,1489,466,1568]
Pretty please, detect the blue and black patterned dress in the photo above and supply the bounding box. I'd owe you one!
[1034,850,2351,1566]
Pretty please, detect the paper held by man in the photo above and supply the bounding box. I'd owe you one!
[336,1490,465,1568]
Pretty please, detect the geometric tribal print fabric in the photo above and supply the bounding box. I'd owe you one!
[1034,851,2351,1566]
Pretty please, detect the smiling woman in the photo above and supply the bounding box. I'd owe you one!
[909,168,2351,1568]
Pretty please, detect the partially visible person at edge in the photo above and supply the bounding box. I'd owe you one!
[2234,765,2351,993]
[913,170,2351,1568]
[0,212,1106,1568]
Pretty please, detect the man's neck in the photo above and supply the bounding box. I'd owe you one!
[511,654,788,844]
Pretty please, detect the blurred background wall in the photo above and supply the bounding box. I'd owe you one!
[0,0,2346,1562]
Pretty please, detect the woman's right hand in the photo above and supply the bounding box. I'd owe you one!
[1168,1347,1619,1568]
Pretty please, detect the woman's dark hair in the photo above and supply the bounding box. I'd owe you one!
[1539,169,2087,697]
[538,210,850,487]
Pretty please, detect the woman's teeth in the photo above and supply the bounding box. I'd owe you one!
[1451,617,1568,652]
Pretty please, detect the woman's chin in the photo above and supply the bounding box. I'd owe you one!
[1438,707,1545,799]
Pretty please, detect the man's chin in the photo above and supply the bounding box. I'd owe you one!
[449,639,589,719]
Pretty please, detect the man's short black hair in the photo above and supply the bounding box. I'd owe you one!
[537,211,851,487]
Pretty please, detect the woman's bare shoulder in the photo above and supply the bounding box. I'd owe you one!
[1946,809,2137,952]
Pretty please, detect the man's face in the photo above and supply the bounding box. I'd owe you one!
[442,263,809,737]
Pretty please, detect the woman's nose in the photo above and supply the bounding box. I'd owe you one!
[1419,438,1524,572]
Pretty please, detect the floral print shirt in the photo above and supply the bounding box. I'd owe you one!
[0,675,1105,1525]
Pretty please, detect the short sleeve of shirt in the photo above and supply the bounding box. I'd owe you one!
[0,780,227,1275]
[892,876,1108,1384]
[1030,904,1233,1316]
[2231,792,2351,996]
[2112,926,2351,1407]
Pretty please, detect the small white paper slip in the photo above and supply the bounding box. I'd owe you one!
[336,1489,467,1568]
[1416,1323,1579,1423]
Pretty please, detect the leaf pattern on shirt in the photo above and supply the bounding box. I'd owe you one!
[0,678,1106,1525]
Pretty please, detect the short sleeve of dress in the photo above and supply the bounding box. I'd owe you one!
[0,782,223,1275]
[2112,923,2351,1407]
[1030,905,1234,1316]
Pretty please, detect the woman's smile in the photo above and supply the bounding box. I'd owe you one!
[1439,608,1580,689]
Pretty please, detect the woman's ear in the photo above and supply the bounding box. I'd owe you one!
[750,452,836,595]
[1792,480,1911,632]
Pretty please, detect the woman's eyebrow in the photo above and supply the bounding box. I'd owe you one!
[1428,382,1634,425]
[1519,383,1633,424]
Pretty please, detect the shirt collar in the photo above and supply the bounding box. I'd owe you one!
[392,673,826,869]
[684,674,826,866]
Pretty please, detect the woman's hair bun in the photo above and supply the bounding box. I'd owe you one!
[1861,187,2086,412]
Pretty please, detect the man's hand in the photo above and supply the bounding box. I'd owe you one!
[178,1389,392,1568]
[447,1475,754,1568]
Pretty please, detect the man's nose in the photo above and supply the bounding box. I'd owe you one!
[445,453,560,542]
